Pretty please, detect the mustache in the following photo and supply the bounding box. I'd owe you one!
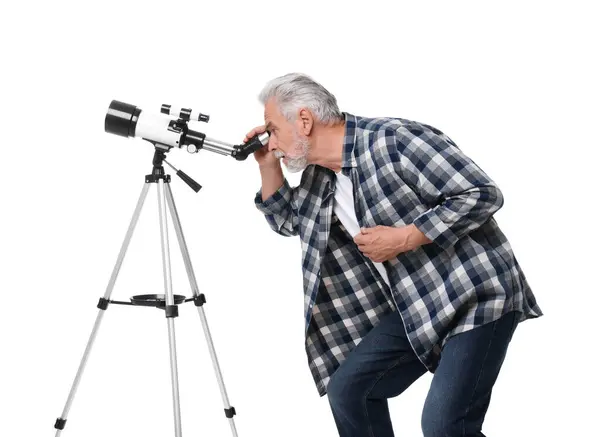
[273,150,285,159]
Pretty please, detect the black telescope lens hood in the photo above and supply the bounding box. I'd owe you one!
[105,100,141,138]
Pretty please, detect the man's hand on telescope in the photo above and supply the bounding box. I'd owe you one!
[244,125,279,168]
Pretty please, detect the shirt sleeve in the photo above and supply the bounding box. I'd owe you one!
[254,178,299,237]
[393,126,504,251]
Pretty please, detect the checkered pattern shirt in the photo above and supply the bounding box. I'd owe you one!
[254,113,543,396]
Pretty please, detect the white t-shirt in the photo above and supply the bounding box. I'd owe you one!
[333,170,391,288]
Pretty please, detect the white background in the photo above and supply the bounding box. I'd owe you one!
[1,1,598,436]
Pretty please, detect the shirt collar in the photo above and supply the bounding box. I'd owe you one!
[341,112,358,169]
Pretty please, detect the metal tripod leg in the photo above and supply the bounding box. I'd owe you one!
[54,183,151,436]
[157,179,183,437]
[165,183,239,437]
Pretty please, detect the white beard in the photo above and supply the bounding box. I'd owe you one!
[283,131,310,173]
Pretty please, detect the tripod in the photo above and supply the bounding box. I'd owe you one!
[54,148,239,437]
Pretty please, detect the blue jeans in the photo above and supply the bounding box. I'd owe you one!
[327,310,520,437]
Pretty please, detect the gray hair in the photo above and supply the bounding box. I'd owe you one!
[258,73,343,124]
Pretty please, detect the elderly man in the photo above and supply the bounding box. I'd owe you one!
[244,73,542,437]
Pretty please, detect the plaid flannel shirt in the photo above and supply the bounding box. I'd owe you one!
[254,113,543,396]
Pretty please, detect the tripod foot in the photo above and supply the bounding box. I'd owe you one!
[54,418,66,430]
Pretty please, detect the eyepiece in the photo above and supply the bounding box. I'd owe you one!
[105,100,141,138]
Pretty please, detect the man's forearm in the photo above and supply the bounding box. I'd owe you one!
[260,163,284,201]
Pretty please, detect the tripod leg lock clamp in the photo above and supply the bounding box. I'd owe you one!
[224,407,236,418]
[54,418,67,430]
[194,294,207,307]
[165,305,179,318]
[97,298,110,310]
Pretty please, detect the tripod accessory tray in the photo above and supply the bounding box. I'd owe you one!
[130,293,187,308]
[130,293,187,318]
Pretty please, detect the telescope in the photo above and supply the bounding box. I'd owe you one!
[105,100,269,160]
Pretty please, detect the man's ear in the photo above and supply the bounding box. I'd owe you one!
[298,108,314,135]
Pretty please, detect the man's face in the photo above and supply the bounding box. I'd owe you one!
[264,97,310,173]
